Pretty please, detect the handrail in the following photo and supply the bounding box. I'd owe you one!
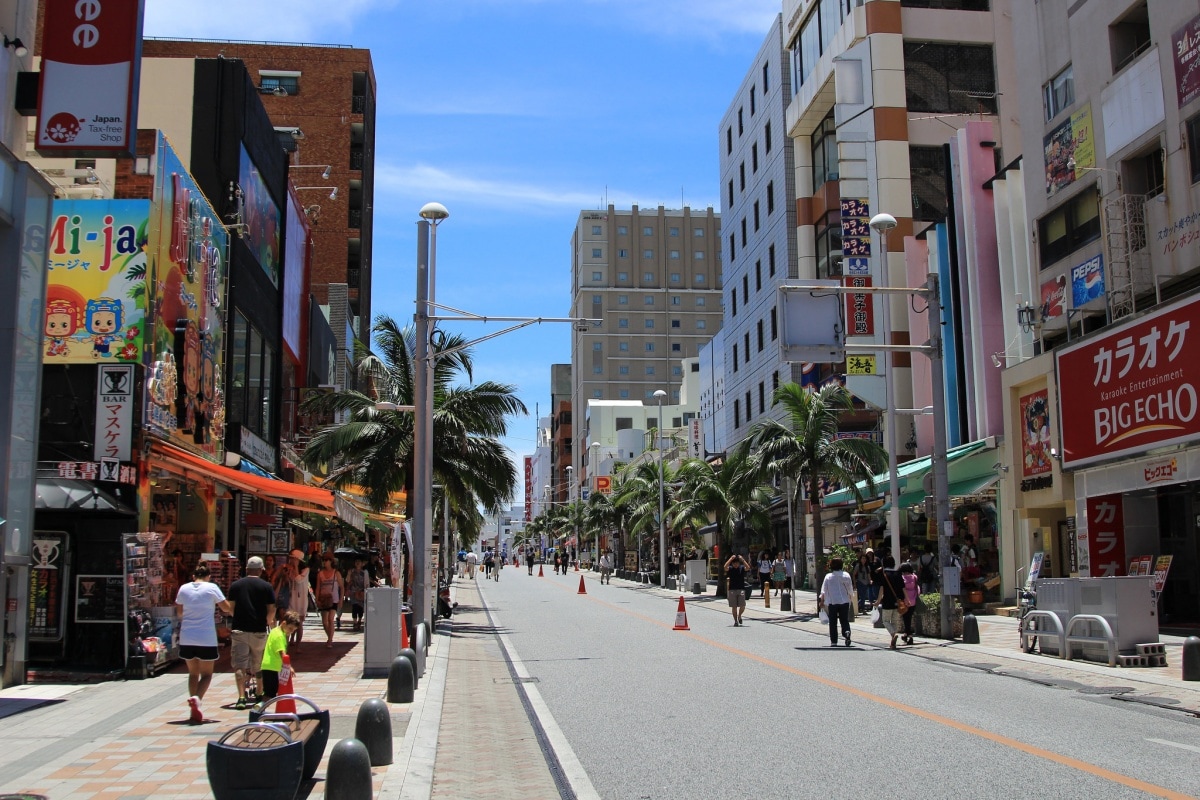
[1065,614,1118,667]
[255,694,321,715]
[1020,610,1066,658]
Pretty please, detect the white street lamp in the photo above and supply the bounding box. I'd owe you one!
[654,389,667,588]
[589,440,601,564]
[374,401,416,412]
[869,212,902,571]
[412,201,448,634]
[565,465,575,567]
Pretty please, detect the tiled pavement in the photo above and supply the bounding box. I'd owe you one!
[1,572,1198,800]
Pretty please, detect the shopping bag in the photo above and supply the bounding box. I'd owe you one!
[818,607,829,625]
[869,606,881,625]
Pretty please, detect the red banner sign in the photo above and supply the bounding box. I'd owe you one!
[1056,293,1200,468]
[524,456,533,521]
[36,0,145,156]
[1084,494,1126,577]
[843,276,873,336]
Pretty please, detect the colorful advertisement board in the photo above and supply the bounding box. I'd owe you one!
[239,145,281,287]
[1040,274,1066,319]
[282,185,310,366]
[1019,389,1053,479]
[1056,292,1200,468]
[43,199,149,363]
[844,276,874,336]
[146,134,228,457]
[1173,14,1200,108]
[1044,104,1095,197]
[1071,253,1105,307]
[36,0,144,157]
[1084,494,1126,577]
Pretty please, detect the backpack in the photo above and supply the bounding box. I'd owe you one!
[918,554,937,584]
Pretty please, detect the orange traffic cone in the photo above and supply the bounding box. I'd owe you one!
[578,575,587,595]
[277,653,297,713]
[538,563,544,577]
[574,560,579,572]
[400,612,410,650]
[673,596,690,630]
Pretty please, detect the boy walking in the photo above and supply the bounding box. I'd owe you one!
[260,611,303,702]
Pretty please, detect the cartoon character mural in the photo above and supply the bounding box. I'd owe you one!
[174,319,201,436]
[195,333,217,446]
[1020,389,1053,478]
[85,297,123,358]
[43,286,85,357]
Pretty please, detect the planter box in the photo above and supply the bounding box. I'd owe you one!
[914,606,964,639]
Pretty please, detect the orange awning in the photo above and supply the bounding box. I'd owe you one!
[149,441,336,515]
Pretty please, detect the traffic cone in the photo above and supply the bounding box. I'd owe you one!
[538,563,544,577]
[577,575,587,595]
[673,596,690,630]
[400,612,410,650]
[574,560,579,572]
[277,654,297,713]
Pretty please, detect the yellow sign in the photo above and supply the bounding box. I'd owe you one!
[595,475,612,494]
[846,355,876,375]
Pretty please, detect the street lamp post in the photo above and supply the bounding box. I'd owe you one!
[565,465,574,567]
[654,389,667,588]
[412,201,448,634]
[590,440,601,565]
[869,212,902,570]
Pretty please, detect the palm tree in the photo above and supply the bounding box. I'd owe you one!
[742,382,887,584]
[611,457,686,575]
[300,316,527,523]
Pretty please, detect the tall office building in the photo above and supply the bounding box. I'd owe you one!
[718,14,804,451]
[568,205,723,475]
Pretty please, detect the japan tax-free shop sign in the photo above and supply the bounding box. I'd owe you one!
[36,0,144,157]
[1056,293,1200,469]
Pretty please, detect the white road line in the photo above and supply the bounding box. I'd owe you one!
[1146,738,1200,754]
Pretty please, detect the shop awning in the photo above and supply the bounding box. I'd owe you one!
[150,441,336,515]
[35,478,136,515]
[821,438,995,509]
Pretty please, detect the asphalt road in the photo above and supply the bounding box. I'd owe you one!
[476,569,1200,800]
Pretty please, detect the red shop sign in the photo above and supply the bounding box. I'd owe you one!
[1056,293,1200,468]
[843,276,874,336]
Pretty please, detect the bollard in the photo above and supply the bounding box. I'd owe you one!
[962,611,980,644]
[355,698,394,766]
[1183,636,1200,681]
[325,738,373,800]
[693,582,702,595]
[397,646,418,689]
[413,624,428,677]
[781,591,792,612]
[386,655,415,703]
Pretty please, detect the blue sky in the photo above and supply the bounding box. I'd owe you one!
[146,0,779,502]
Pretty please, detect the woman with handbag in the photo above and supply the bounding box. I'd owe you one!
[899,562,920,645]
[757,551,773,602]
[873,555,903,650]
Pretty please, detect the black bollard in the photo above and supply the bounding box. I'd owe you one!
[962,611,980,644]
[386,655,415,703]
[413,624,428,677]
[397,646,418,689]
[355,698,394,766]
[326,738,373,800]
[781,591,792,612]
[1183,636,1200,681]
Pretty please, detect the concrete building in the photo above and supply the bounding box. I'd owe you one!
[697,330,729,456]
[718,13,804,451]
[568,205,722,479]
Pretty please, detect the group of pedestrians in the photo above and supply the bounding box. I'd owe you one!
[824,550,923,649]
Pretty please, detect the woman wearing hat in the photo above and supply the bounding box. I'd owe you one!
[286,549,310,646]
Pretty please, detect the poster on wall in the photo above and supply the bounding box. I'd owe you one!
[94,364,134,462]
[282,186,310,366]
[1044,104,1095,197]
[1019,389,1053,479]
[1084,494,1126,577]
[29,532,66,641]
[44,200,150,364]
[239,145,281,287]
[1173,14,1200,108]
[145,133,228,457]
[1071,254,1105,307]
[1040,274,1067,319]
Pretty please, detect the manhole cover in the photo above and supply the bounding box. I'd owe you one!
[0,795,50,800]
[1078,685,1135,695]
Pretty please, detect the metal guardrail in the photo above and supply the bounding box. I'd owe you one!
[1020,610,1066,657]
[1065,614,1119,668]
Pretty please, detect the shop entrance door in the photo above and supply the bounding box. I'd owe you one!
[1157,488,1199,624]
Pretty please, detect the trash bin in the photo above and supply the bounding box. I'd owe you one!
[363,587,404,678]
[685,560,707,594]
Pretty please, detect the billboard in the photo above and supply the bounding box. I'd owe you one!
[43,199,149,363]
[239,145,281,287]
[1084,494,1126,577]
[145,133,229,456]
[1018,389,1052,479]
[1056,292,1200,468]
[282,185,311,366]
[36,0,144,157]
[1173,14,1200,108]
[1044,105,1095,197]
[1071,254,1104,308]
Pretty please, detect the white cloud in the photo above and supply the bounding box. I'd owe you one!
[375,162,635,212]
[143,0,396,42]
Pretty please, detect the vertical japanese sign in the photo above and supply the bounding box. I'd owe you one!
[840,198,871,273]
[1172,14,1200,108]
[94,363,133,461]
[1019,389,1052,478]
[523,456,533,521]
[689,418,703,458]
[29,532,67,641]
[844,276,874,336]
[1084,494,1126,577]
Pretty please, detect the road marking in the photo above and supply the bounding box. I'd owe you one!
[1146,738,1200,754]
[533,577,1193,800]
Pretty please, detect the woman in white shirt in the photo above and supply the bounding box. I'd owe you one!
[819,557,855,647]
[174,562,232,723]
[757,552,773,601]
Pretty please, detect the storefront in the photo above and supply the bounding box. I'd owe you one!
[1057,291,1200,623]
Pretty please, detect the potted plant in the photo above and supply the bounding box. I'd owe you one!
[914,592,964,639]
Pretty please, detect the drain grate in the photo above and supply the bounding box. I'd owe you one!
[1077,685,1135,695]
[495,676,540,684]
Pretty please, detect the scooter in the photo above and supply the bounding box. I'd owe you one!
[437,581,458,619]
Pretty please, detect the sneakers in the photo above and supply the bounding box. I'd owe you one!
[234,697,247,711]
[844,632,852,647]
[187,696,203,724]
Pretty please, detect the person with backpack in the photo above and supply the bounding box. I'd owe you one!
[917,544,939,594]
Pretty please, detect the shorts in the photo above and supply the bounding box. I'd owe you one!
[727,589,746,609]
[179,644,219,661]
[230,631,268,672]
[600,567,613,576]
[881,608,901,635]
[261,669,279,699]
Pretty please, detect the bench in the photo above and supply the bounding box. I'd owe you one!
[249,695,331,782]
[206,722,305,800]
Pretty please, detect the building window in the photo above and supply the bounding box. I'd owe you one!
[741,218,747,247]
[696,296,706,307]
[759,382,766,414]
[593,365,603,374]
[670,272,682,283]
[904,42,997,114]
[755,260,762,291]
[750,86,756,116]
[745,391,752,422]
[738,107,744,135]
[619,342,629,351]
[762,61,770,93]
[673,365,683,376]
[619,318,629,328]
[1187,114,1200,183]
[742,275,750,306]
[694,227,704,237]
[726,126,733,154]
[816,212,843,278]
[768,244,776,276]
[643,271,654,282]
[619,365,629,375]
[593,390,602,399]
[754,201,760,232]
[643,226,653,236]
[592,248,602,258]
[764,121,772,154]
[259,72,301,95]
[812,111,837,187]
[618,225,628,235]
[591,271,603,280]
[739,162,746,191]
[731,289,737,317]
[643,250,654,259]
[618,294,628,305]
[672,342,682,353]
[592,342,602,350]
[772,370,779,394]
[670,250,680,260]
[669,226,679,237]
[646,366,656,375]
[727,180,735,208]
[645,319,655,329]
[744,332,751,363]
[1038,191,1101,267]
[671,319,681,329]
[1043,65,1074,122]
[618,271,628,281]
[620,389,630,399]
[644,295,655,305]
[752,143,759,173]
[733,343,739,372]
[694,273,706,284]
[618,249,628,258]
[592,225,602,235]
[766,182,775,214]
[645,342,655,352]
[734,399,740,428]
[1110,3,1151,74]
[757,319,764,351]
[729,234,736,261]
[770,307,777,340]
[697,319,707,330]
[671,295,681,305]
[910,145,948,223]
[592,294,601,304]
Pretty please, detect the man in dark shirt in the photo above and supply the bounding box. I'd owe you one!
[227,556,276,709]
[725,553,750,627]
[873,555,902,650]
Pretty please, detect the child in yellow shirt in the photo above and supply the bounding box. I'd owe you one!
[260,610,302,700]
